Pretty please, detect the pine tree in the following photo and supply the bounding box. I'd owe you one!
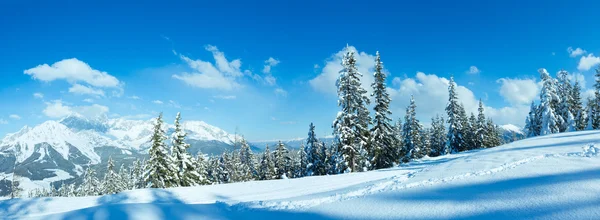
[315,141,328,175]
[539,69,560,135]
[80,167,100,196]
[524,102,539,137]
[556,70,571,132]
[215,152,231,184]
[101,157,121,194]
[485,119,503,147]
[446,76,463,154]
[131,159,145,189]
[238,138,257,179]
[118,164,132,191]
[394,118,404,160]
[369,51,398,169]
[299,143,308,177]
[10,172,23,199]
[593,65,600,129]
[194,153,211,185]
[305,123,319,176]
[402,96,423,161]
[429,115,447,157]
[274,141,291,178]
[258,145,276,180]
[144,113,177,188]
[332,48,371,173]
[466,113,478,150]
[476,100,487,148]
[170,112,200,187]
[586,98,595,130]
[571,79,585,130]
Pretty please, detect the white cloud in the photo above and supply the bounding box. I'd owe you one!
[578,54,600,71]
[152,100,164,104]
[83,98,94,103]
[264,75,277,86]
[68,84,105,97]
[388,72,528,126]
[121,114,152,120]
[169,100,181,108]
[567,47,587,57]
[129,96,140,100]
[42,100,110,119]
[310,45,376,95]
[33,93,44,99]
[9,114,21,120]
[43,100,73,118]
[274,88,287,97]
[314,64,320,69]
[568,72,586,88]
[0,119,7,125]
[262,57,280,74]
[496,78,540,105]
[466,66,480,74]
[172,46,245,90]
[213,95,236,100]
[24,58,120,88]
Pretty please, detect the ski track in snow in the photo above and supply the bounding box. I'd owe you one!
[243,144,599,211]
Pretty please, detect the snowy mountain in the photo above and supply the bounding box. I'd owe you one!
[2,130,599,219]
[499,124,525,142]
[250,136,335,150]
[0,114,242,195]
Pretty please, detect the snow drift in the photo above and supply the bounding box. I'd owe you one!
[1,130,599,219]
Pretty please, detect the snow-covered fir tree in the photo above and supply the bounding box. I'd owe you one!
[305,123,319,176]
[475,100,487,148]
[332,48,371,173]
[524,102,540,137]
[101,157,122,194]
[274,141,291,178]
[556,70,573,132]
[402,95,423,161]
[592,66,600,129]
[215,152,232,184]
[539,68,560,135]
[144,113,177,188]
[299,143,308,177]
[586,97,595,130]
[445,76,464,154]
[171,112,200,187]
[369,51,398,169]
[571,80,586,131]
[466,113,478,150]
[315,141,328,175]
[131,159,145,189]
[194,153,211,185]
[429,115,446,157]
[118,164,132,190]
[80,167,100,196]
[238,138,257,179]
[258,145,276,180]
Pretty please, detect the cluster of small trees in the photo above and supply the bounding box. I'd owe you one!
[525,66,600,136]
[332,49,503,173]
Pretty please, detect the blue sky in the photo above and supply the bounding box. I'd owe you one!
[1,0,600,141]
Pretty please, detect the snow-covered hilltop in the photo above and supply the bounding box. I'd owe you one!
[2,129,599,219]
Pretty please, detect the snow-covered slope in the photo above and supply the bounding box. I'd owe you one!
[2,130,599,219]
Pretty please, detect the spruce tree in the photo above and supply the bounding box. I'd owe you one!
[315,141,328,175]
[445,76,463,154]
[593,66,600,129]
[539,69,560,135]
[144,113,177,188]
[476,100,487,148]
[556,70,572,132]
[305,123,319,176]
[586,98,595,130]
[332,48,371,173]
[402,96,423,160]
[571,79,585,130]
[369,51,398,169]
[429,115,447,157]
[238,138,257,179]
[258,145,276,180]
[524,102,539,137]
[80,167,100,196]
[194,153,211,185]
[274,141,291,178]
[102,157,121,194]
[171,112,200,187]
[467,113,478,150]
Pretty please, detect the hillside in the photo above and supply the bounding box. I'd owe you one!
[1,130,598,219]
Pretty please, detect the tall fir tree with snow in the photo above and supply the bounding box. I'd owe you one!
[539,69,560,135]
[586,97,595,130]
[394,118,404,159]
[556,70,573,132]
[305,123,319,176]
[171,112,200,187]
[457,104,470,151]
[144,113,177,188]
[445,76,463,154]
[298,143,308,177]
[80,167,100,196]
[101,157,122,194]
[485,119,503,147]
[118,164,132,190]
[402,96,423,161]
[524,102,541,137]
[238,138,257,179]
[315,141,328,175]
[274,141,291,178]
[131,159,145,189]
[194,153,211,185]
[466,113,478,150]
[258,145,276,180]
[476,100,487,148]
[571,80,586,131]
[592,65,600,129]
[333,48,372,173]
[429,115,447,157]
[215,152,232,184]
[369,51,398,169]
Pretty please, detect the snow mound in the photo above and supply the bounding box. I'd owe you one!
[582,144,598,157]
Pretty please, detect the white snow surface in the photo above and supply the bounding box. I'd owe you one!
[2,130,600,219]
